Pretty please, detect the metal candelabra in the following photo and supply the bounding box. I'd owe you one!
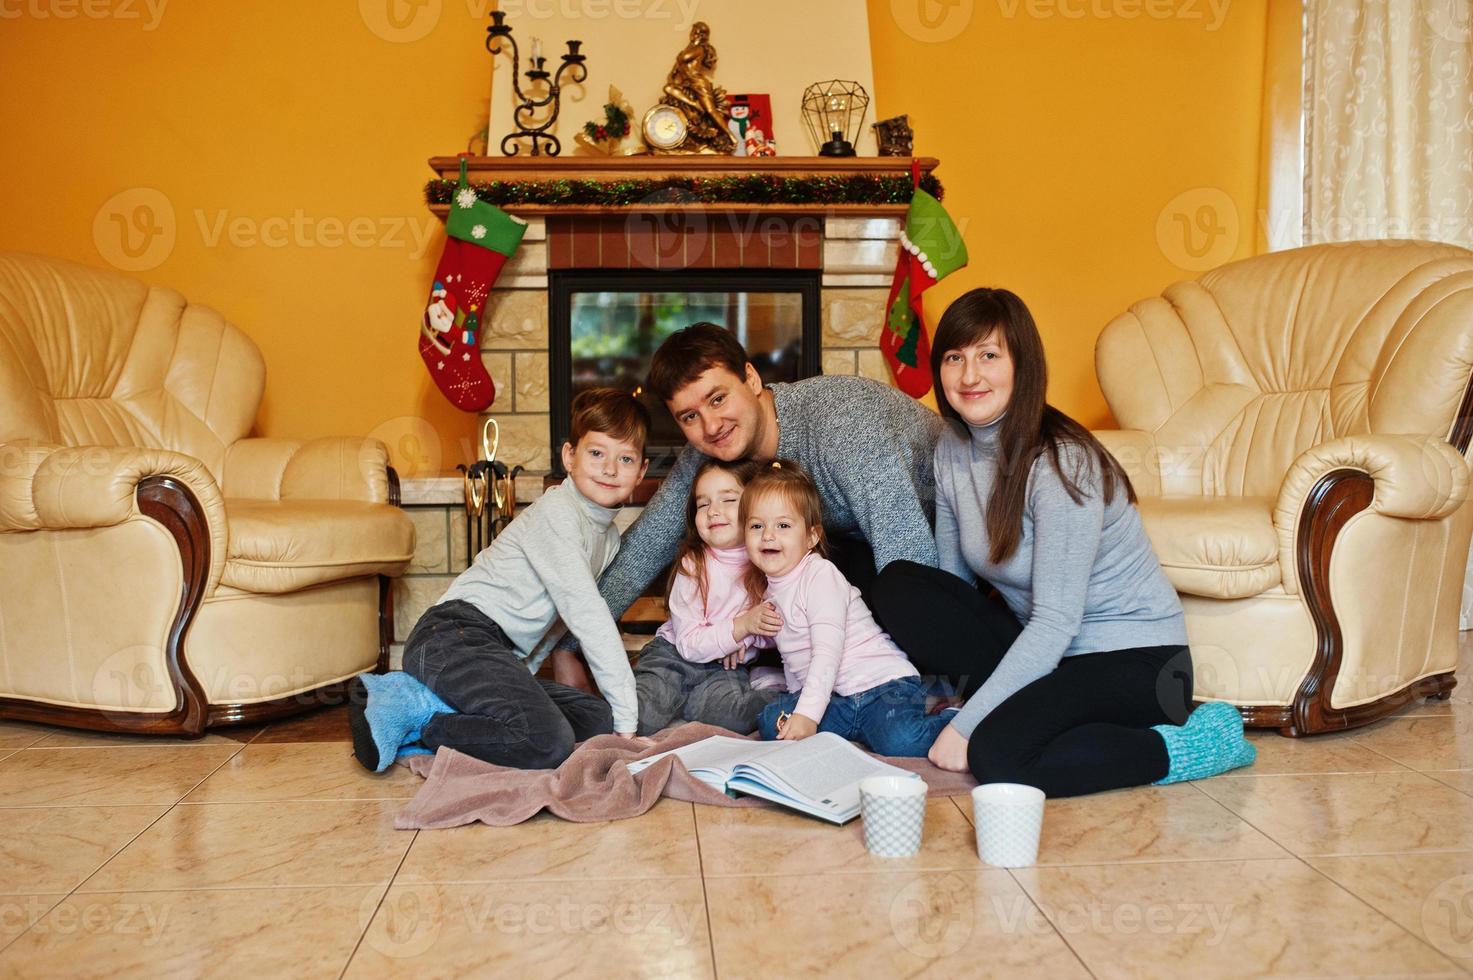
[485,11,587,157]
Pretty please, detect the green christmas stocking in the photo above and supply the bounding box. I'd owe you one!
[879,172,969,398]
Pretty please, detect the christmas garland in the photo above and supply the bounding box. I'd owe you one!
[425,171,943,209]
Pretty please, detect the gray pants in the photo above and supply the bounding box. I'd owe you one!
[404,600,614,769]
[633,637,779,736]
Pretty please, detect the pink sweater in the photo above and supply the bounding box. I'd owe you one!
[764,552,917,721]
[656,545,765,664]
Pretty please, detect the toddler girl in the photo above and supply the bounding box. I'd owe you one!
[634,459,785,735]
[743,461,950,756]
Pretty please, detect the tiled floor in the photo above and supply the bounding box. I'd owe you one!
[1,640,1471,977]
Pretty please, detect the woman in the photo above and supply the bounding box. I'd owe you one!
[873,288,1255,797]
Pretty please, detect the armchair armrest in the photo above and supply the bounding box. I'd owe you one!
[1273,434,1471,593]
[1092,428,1162,497]
[223,437,393,503]
[0,441,228,597]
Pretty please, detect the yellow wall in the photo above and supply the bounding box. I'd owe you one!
[869,0,1269,426]
[0,0,1268,469]
[0,0,492,471]
[491,0,882,156]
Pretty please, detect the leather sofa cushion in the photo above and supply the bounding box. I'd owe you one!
[223,499,415,594]
[1137,495,1280,599]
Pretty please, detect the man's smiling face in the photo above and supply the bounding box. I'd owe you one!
[665,364,765,461]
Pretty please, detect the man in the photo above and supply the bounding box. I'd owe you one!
[554,322,944,687]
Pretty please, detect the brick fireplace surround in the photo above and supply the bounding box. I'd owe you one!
[390,155,937,666]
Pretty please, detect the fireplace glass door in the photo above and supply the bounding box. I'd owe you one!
[550,270,820,473]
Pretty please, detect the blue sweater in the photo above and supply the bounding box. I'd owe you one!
[935,417,1187,738]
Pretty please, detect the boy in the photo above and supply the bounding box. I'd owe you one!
[349,388,650,771]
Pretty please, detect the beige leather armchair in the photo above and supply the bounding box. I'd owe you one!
[1094,241,1473,735]
[0,253,415,736]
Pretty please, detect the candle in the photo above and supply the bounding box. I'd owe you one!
[530,37,542,61]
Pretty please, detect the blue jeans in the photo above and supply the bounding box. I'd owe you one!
[757,676,947,757]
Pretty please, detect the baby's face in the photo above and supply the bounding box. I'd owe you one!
[693,468,744,550]
[744,490,818,579]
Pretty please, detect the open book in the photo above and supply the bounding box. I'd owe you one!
[626,732,922,824]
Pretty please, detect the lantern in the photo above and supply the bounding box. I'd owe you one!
[801,80,870,157]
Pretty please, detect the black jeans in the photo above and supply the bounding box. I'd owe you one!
[826,533,877,605]
[872,561,1193,797]
[633,637,779,736]
[403,600,614,769]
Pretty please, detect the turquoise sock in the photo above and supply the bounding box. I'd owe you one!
[1152,701,1257,785]
[352,672,453,773]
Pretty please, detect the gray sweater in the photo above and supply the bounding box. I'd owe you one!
[436,479,638,733]
[936,417,1187,738]
[592,375,945,628]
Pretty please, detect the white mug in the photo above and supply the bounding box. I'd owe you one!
[971,782,1045,867]
[859,776,927,858]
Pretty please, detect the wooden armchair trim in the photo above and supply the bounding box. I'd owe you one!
[1243,467,1459,736]
[0,475,213,737]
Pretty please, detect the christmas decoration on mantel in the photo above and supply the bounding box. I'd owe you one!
[484,10,587,156]
[873,115,914,157]
[425,170,943,209]
[420,159,527,411]
[801,80,870,157]
[642,21,734,155]
[880,160,968,399]
[575,87,636,155]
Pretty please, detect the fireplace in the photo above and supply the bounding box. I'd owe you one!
[549,268,821,473]
[415,155,932,486]
[392,156,930,655]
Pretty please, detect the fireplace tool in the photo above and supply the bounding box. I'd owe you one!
[458,418,523,563]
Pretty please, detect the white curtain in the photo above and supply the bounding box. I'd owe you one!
[1302,0,1473,627]
[1303,0,1473,248]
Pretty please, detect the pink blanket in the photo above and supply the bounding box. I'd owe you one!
[395,722,978,829]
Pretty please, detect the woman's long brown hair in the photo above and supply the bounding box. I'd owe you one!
[667,458,764,615]
[736,460,828,604]
[931,287,1134,565]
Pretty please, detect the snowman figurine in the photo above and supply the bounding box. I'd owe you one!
[728,103,751,157]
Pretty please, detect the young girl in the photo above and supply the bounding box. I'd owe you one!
[742,462,950,757]
[871,287,1256,797]
[634,459,785,735]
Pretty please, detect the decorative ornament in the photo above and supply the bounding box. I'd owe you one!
[484,11,588,157]
[575,86,638,155]
[873,115,914,157]
[646,21,734,155]
[801,80,870,157]
[419,158,528,412]
[728,94,777,158]
[880,160,968,399]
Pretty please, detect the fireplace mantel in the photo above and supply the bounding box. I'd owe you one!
[425,155,940,217]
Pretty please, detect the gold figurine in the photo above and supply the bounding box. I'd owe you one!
[645,21,734,155]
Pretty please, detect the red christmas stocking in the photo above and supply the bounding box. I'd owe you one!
[420,160,527,412]
[879,162,969,398]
